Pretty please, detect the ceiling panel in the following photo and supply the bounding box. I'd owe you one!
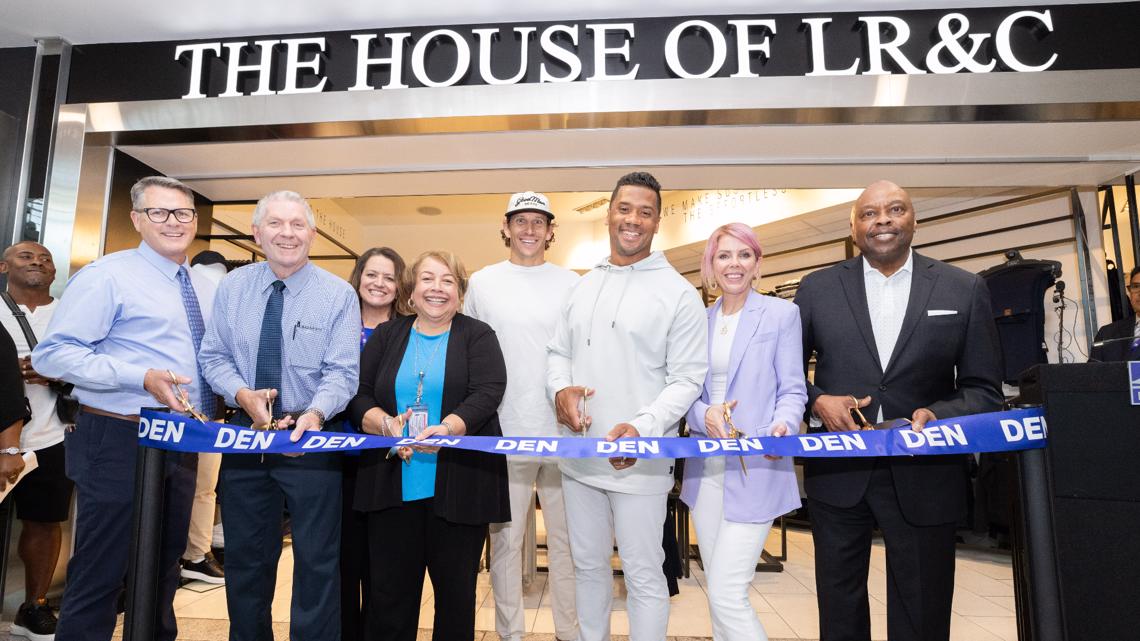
[120,121,1140,182]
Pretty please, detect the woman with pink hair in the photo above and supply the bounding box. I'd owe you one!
[682,222,808,641]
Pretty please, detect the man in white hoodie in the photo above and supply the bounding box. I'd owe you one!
[547,172,708,641]
[465,191,581,641]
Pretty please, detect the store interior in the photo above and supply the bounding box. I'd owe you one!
[5,106,1140,641]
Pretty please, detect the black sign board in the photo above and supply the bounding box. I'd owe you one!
[67,3,1140,104]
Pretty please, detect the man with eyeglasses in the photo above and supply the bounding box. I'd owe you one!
[464,191,581,641]
[33,176,216,641]
[1091,265,1140,362]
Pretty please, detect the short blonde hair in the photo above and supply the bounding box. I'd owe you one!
[410,250,468,300]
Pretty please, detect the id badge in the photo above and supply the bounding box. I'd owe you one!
[406,403,429,438]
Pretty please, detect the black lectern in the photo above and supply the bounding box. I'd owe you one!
[1013,363,1140,641]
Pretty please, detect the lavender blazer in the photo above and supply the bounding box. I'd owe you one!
[681,290,808,523]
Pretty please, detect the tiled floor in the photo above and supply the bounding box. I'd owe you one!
[153,525,1017,641]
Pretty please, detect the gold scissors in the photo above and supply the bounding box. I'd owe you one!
[849,395,874,430]
[252,389,284,431]
[167,370,209,423]
[722,403,748,476]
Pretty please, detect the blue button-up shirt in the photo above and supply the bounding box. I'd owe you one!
[199,261,359,419]
[32,241,217,416]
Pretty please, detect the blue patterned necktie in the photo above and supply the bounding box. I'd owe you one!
[176,267,216,419]
[255,280,286,416]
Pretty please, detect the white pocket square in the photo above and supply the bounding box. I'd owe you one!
[927,309,958,316]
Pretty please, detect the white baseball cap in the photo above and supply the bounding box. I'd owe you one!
[505,191,555,220]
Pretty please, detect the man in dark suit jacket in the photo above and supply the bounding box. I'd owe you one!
[1091,265,1140,362]
[794,180,1003,641]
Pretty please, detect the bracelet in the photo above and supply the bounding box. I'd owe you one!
[441,420,453,436]
[381,414,392,435]
[0,447,21,456]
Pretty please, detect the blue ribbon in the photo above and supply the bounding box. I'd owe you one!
[137,407,1047,459]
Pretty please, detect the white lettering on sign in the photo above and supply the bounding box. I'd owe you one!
[214,426,275,450]
[803,18,860,76]
[585,23,639,80]
[664,20,727,79]
[302,434,368,450]
[539,25,582,82]
[281,37,328,94]
[349,33,412,90]
[728,19,777,78]
[596,440,660,455]
[219,40,280,98]
[138,417,185,443]
[1000,416,1048,442]
[495,438,559,453]
[173,10,1062,99]
[801,433,867,451]
[411,29,471,88]
[474,27,537,85]
[697,438,766,452]
[995,10,1058,72]
[900,424,968,448]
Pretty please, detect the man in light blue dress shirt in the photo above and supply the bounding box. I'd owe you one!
[32,176,217,641]
[198,190,359,641]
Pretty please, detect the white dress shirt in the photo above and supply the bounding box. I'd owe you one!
[863,250,914,421]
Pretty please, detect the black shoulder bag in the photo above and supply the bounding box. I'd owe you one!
[0,291,80,424]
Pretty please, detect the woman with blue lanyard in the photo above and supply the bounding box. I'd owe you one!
[341,247,410,641]
[350,250,509,641]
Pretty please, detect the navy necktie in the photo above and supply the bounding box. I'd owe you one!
[255,280,286,416]
[176,267,216,419]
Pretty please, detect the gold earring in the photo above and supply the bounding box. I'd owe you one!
[408,296,415,309]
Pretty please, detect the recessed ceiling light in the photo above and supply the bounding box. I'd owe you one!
[416,206,442,216]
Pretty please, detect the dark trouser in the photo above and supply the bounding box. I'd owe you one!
[340,455,370,641]
[809,463,957,641]
[220,452,342,641]
[56,411,196,641]
[364,498,487,641]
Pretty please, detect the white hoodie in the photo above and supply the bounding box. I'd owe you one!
[547,251,708,495]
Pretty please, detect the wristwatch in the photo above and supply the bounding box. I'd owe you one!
[0,447,21,456]
[301,408,326,428]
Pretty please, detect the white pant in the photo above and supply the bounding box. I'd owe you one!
[691,462,773,641]
[490,458,579,641]
[561,474,669,641]
[184,452,221,559]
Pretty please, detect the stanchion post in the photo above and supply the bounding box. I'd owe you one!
[124,443,166,641]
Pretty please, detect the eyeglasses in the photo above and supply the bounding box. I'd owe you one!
[138,207,197,223]
[1127,284,1140,294]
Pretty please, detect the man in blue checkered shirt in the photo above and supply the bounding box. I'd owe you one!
[199,190,359,641]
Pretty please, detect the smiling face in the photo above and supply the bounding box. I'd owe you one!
[607,185,660,266]
[130,186,197,264]
[359,254,398,313]
[503,211,553,266]
[851,180,917,272]
[711,234,760,296]
[411,256,461,326]
[252,197,314,279]
[0,241,56,291]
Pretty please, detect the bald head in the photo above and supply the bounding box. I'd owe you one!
[850,180,917,275]
[2,241,48,262]
[1,241,56,292]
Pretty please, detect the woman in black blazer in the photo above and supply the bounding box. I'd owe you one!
[350,250,509,641]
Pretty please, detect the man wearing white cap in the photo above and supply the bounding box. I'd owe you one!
[465,191,581,641]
